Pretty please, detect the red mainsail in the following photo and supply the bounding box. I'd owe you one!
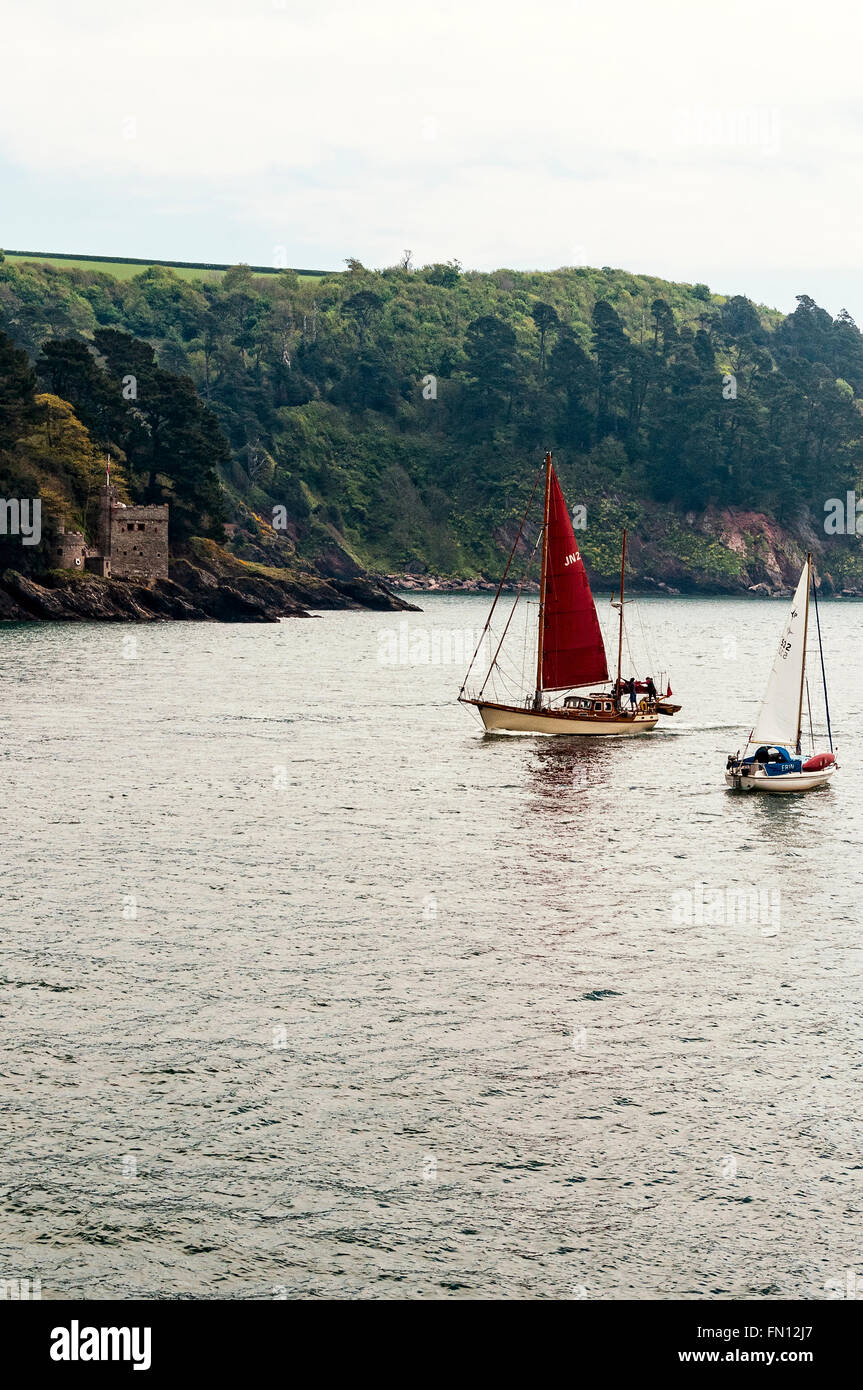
[540,466,609,690]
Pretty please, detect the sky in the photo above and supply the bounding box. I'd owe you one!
[2,0,862,317]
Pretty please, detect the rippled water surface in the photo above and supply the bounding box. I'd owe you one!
[1,594,861,1300]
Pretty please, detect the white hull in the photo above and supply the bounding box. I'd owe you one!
[475,701,659,736]
[724,765,836,794]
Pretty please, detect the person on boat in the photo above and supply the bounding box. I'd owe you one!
[627,677,637,710]
[646,676,657,703]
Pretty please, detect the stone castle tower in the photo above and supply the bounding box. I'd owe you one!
[96,485,170,584]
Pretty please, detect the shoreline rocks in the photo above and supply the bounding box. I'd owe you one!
[0,559,418,624]
[382,572,537,595]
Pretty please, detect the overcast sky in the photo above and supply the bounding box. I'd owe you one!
[2,0,861,317]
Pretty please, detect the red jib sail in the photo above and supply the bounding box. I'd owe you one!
[541,467,609,690]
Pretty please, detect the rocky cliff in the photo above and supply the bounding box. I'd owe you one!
[0,540,417,623]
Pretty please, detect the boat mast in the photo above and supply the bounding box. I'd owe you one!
[534,451,553,707]
[795,552,812,755]
[616,528,627,693]
[811,556,834,753]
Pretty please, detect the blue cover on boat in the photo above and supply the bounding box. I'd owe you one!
[741,746,802,775]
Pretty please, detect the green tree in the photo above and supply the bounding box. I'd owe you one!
[531,302,559,372]
[342,291,384,348]
[458,314,521,436]
[591,300,629,434]
[0,332,41,452]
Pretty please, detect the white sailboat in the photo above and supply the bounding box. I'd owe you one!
[725,554,837,793]
[459,452,680,735]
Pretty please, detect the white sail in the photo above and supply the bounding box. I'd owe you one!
[749,561,809,749]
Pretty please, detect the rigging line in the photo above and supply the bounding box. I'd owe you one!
[460,463,543,696]
[623,623,638,676]
[492,670,524,701]
[633,600,648,668]
[488,603,532,677]
[479,530,544,698]
[634,599,659,678]
[487,641,532,700]
[493,644,529,685]
[483,638,529,695]
[811,563,834,753]
[517,576,539,690]
[487,612,536,694]
[518,597,532,689]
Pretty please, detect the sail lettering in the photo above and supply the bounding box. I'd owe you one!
[563,551,579,566]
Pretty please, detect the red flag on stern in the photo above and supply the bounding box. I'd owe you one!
[541,466,608,690]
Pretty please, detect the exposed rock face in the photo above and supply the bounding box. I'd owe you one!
[679,508,859,594]
[700,508,807,588]
[0,550,418,623]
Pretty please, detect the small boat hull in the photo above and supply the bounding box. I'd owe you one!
[655,700,681,716]
[724,765,836,794]
[472,700,659,736]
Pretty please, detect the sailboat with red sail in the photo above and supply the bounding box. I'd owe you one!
[458,452,681,735]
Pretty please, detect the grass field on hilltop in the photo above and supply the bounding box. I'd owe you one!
[4,252,325,283]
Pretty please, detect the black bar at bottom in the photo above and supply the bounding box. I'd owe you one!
[6,1298,860,1376]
